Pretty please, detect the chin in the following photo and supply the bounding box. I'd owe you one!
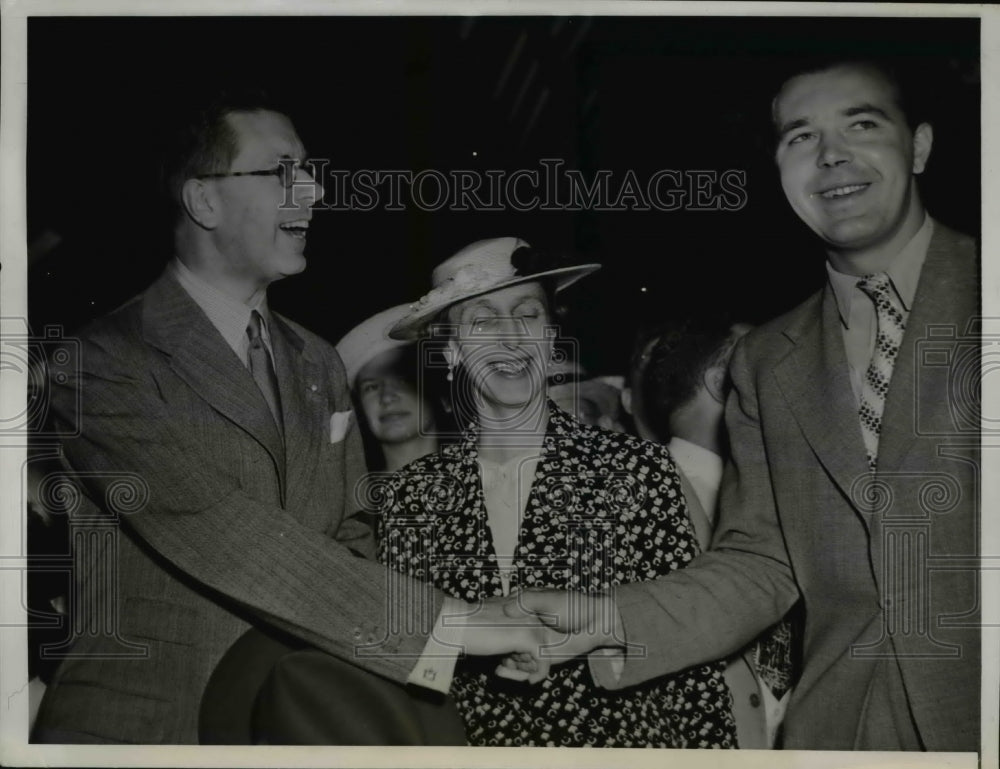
[275,254,308,279]
[821,219,887,251]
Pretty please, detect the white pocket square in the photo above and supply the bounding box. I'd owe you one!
[329,410,354,443]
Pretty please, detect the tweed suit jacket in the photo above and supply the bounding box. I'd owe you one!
[609,223,980,751]
[33,270,445,744]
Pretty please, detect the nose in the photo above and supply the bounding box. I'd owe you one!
[293,164,324,208]
[497,316,528,348]
[817,132,852,168]
[379,379,401,404]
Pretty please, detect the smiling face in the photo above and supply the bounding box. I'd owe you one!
[356,347,433,446]
[448,281,552,426]
[773,64,932,273]
[210,110,323,296]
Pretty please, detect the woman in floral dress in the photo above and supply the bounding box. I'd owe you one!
[377,236,738,748]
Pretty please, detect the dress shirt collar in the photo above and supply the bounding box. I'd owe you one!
[826,215,934,328]
[170,257,272,360]
[667,437,724,487]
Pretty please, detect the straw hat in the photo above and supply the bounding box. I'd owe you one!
[388,237,600,341]
[335,304,413,389]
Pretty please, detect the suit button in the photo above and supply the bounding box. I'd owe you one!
[353,628,362,639]
[749,693,761,708]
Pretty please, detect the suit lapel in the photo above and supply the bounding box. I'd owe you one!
[142,271,287,498]
[773,288,871,517]
[877,224,979,473]
[270,316,327,511]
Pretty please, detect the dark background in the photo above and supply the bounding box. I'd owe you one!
[26,15,980,374]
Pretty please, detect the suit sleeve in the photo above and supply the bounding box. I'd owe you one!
[608,338,800,689]
[330,416,378,560]
[50,329,443,685]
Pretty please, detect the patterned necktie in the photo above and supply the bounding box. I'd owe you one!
[246,310,284,434]
[753,619,794,700]
[857,273,907,471]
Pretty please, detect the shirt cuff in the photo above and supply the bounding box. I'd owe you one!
[761,683,792,748]
[406,595,466,694]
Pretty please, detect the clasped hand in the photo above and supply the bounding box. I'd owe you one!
[457,590,624,684]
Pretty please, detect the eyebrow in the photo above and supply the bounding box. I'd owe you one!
[464,300,495,314]
[843,103,894,122]
[776,117,809,140]
[777,103,895,140]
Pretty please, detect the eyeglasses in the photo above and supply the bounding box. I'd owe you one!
[195,159,316,189]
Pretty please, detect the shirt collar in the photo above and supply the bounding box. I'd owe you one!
[826,215,934,328]
[667,436,723,479]
[170,257,271,356]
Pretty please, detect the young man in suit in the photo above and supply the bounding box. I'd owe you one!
[32,95,551,744]
[512,60,980,751]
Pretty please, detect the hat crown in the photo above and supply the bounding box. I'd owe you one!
[335,303,412,387]
[430,237,530,290]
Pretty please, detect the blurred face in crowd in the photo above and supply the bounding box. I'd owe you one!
[202,110,324,295]
[356,348,434,446]
[773,64,932,272]
[550,381,625,432]
[448,281,552,425]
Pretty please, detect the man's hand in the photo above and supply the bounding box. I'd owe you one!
[503,589,625,660]
[442,595,567,684]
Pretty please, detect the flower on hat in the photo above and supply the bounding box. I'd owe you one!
[410,262,516,311]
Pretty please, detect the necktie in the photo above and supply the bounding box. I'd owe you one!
[857,273,907,471]
[247,310,284,434]
[753,619,794,700]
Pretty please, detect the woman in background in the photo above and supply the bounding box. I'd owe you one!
[336,304,448,473]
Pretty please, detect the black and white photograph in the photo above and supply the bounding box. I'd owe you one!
[0,2,995,767]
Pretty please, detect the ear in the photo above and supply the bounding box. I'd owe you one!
[180,178,221,229]
[703,365,727,405]
[911,122,933,175]
[621,387,634,416]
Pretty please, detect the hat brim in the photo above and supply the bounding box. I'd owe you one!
[388,263,601,341]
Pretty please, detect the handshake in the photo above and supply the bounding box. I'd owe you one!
[448,589,625,684]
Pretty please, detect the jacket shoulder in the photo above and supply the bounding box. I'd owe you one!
[740,287,824,359]
[70,290,150,365]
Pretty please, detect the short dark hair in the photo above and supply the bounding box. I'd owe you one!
[643,316,743,438]
[159,87,284,221]
[770,57,927,141]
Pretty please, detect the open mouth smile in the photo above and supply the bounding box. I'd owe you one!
[815,183,870,200]
[279,219,310,239]
[487,357,532,376]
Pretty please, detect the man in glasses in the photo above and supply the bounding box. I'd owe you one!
[32,92,550,744]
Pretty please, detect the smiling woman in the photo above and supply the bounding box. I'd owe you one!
[352,237,745,747]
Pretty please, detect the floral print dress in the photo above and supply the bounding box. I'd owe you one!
[376,402,737,747]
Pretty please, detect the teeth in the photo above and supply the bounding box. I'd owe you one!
[491,360,529,373]
[280,220,309,238]
[821,184,867,199]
